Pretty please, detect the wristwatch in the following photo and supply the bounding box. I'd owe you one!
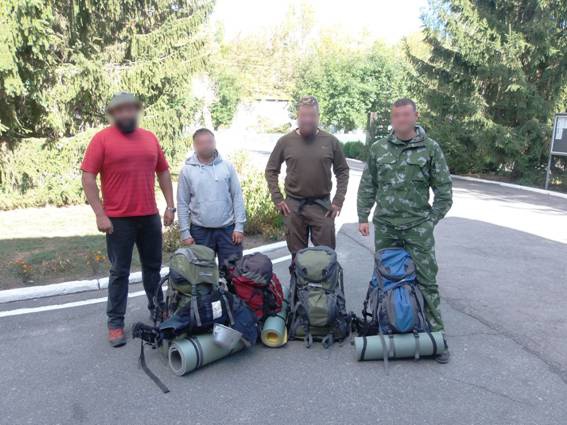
[166,207,176,213]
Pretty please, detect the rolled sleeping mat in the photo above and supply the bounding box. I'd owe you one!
[355,332,447,361]
[168,334,244,376]
[261,285,290,348]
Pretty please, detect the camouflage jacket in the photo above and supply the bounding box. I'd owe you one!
[357,126,453,229]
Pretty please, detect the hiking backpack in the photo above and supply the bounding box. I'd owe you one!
[288,246,350,348]
[360,247,431,337]
[136,246,259,393]
[226,252,284,320]
[155,245,237,338]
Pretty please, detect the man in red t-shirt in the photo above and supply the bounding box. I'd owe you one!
[81,93,175,347]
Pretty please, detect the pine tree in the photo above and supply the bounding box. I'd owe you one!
[408,0,567,183]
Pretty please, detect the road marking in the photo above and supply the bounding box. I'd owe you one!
[273,255,292,264]
[0,290,149,318]
[0,254,294,318]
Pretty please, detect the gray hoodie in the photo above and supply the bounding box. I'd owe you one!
[177,151,246,240]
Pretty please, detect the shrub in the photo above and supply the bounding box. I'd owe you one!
[341,141,368,161]
[230,151,284,239]
[163,221,181,253]
[241,171,284,238]
[0,131,95,210]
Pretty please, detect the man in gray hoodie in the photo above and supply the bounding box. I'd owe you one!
[177,128,246,267]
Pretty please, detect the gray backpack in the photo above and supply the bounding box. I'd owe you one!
[288,246,351,348]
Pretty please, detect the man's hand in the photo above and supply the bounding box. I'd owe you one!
[96,214,113,234]
[163,208,175,226]
[359,223,369,237]
[181,238,195,246]
[326,204,341,219]
[232,231,244,245]
[277,201,291,216]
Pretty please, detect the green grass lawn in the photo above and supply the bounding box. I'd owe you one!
[0,231,273,290]
[0,234,143,290]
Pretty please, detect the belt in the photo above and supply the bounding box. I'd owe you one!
[286,195,331,214]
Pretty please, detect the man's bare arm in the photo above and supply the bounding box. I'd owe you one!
[82,171,113,233]
[157,170,175,226]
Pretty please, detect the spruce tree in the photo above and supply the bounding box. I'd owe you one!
[0,0,214,152]
[408,0,567,183]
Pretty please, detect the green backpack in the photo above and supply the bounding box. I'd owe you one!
[164,245,219,315]
[288,246,351,348]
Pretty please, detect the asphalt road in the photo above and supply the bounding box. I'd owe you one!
[1,178,567,425]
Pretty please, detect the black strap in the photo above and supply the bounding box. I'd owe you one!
[138,340,169,394]
[426,331,438,357]
[193,337,205,369]
[414,331,420,360]
[304,333,313,348]
[188,338,202,372]
[287,194,331,214]
[360,336,368,361]
[153,274,169,325]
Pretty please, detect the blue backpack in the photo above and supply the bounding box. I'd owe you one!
[361,248,431,335]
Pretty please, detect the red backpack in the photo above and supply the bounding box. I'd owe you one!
[226,253,284,320]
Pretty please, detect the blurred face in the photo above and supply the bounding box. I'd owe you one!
[297,105,320,138]
[110,103,140,134]
[193,132,216,160]
[391,104,419,136]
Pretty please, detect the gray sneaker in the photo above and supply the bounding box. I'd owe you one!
[435,350,450,364]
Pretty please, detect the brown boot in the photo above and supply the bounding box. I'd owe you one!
[108,328,127,347]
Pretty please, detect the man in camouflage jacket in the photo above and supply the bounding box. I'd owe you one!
[357,98,453,362]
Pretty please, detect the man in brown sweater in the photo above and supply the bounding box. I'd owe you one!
[265,96,349,255]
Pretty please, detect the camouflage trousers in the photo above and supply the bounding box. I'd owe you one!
[374,220,444,332]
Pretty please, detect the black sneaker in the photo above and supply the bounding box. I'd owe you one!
[435,350,450,364]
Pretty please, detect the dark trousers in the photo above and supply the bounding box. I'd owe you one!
[190,224,243,269]
[283,197,336,256]
[106,214,163,329]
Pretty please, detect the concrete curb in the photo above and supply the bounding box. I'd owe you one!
[452,175,567,200]
[0,240,288,305]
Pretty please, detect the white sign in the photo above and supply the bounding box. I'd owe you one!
[551,113,567,156]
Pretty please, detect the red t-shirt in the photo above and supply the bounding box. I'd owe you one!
[81,126,169,217]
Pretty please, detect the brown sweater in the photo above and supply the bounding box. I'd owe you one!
[265,129,350,207]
